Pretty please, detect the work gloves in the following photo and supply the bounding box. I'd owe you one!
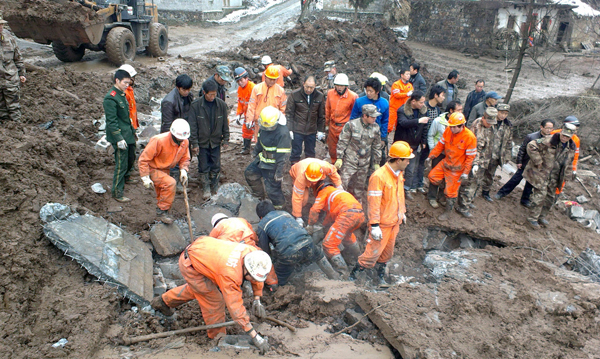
[296,217,304,227]
[289,131,294,140]
[400,213,407,225]
[316,131,326,142]
[407,90,413,97]
[373,164,380,171]
[180,169,188,187]
[370,225,383,241]
[117,140,128,150]
[142,176,154,189]
[460,173,469,181]
[334,159,343,169]
[245,121,254,130]
[472,165,479,175]
[251,333,270,355]
[252,299,266,318]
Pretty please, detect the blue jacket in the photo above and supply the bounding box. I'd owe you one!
[256,211,312,257]
[350,95,389,141]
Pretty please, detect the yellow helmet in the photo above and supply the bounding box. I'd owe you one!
[388,141,415,159]
[258,106,280,130]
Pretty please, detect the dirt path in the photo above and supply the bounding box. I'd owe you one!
[406,40,599,101]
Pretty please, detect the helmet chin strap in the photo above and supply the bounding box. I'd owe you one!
[171,133,182,145]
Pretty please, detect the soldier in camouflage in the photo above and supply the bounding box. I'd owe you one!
[524,123,577,229]
[457,106,512,216]
[335,104,383,204]
[0,16,26,122]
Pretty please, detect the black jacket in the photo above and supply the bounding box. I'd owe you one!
[160,87,194,133]
[410,73,427,94]
[463,90,486,121]
[393,103,428,149]
[517,130,543,167]
[198,74,227,102]
[253,124,292,178]
[188,96,229,149]
[257,210,312,258]
[286,88,325,135]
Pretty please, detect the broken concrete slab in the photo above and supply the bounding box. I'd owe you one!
[156,257,185,288]
[569,205,585,219]
[42,208,153,306]
[95,135,111,152]
[495,162,524,190]
[577,195,589,204]
[150,223,188,257]
[344,308,374,331]
[423,250,491,282]
[191,206,233,235]
[153,267,168,296]
[217,335,254,351]
[209,182,248,213]
[238,195,260,224]
[40,203,71,223]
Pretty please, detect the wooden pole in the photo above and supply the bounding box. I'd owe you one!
[122,321,236,345]
[264,316,297,332]
[182,184,194,242]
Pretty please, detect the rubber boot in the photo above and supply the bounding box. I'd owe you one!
[151,295,174,316]
[156,208,174,225]
[209,172,220,195]
[349,264,365,281]
[482,190,493,202]
[342,241,362,265]
[438,198,455,221]
[316,256,340,280]
[428,183,440,208]
[240,139,251,155]
[376,262,388,286]
[330,254,348,273]
[200,173,211,200]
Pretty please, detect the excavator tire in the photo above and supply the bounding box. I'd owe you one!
[146,23,168,57]
[105,27,136,66]
[52,41,85,62]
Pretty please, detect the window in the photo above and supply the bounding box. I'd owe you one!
[507,15,516,31]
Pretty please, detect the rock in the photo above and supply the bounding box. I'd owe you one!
[191,205,233,235]
[150,223,187,257]
[423,250,491,282]
[95,135,111,151]
[156,257,185,285]
[344,308,373,331]
[569,205,585,219]
[39,203,71,223]
[570,248,600,278]
[153,267,167,296]
[139,125,159,138]
[577,195,589,204]
[218,335,253,350]
[209,183,248,213]
[459,236,476,249]
[238,195,260,224]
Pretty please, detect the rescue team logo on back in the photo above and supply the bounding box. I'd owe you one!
[226,243,247,268]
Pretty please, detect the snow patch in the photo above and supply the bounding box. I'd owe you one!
[550,0,600,17]
[213,0,287,24]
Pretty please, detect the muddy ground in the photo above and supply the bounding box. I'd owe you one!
[2,10,600,359]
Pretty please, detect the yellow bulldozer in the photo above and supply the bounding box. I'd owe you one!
[5,0,168,65]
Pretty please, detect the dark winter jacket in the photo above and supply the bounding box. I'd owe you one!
[393,103,428,149]
[253,124,292,178]
[257,210,312,257]
[517,130,543,167]
[286,88,325,135]
[160,87,194,133]
[435,79,458,110]
[463,90,486,121]
[188,96,229,149]
[409,72,427,94]
[198,74,227,102]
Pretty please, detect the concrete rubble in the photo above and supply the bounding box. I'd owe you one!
[150,223,188,257]
[40,203,154,306]
[568,205,600,232]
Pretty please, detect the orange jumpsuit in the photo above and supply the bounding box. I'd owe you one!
[289,158,343,218]
[245,82,287,140]
[308,186,364,258]
[428,127,477,198]
[358,164,405,268]
[162,237,264,338]
[261,64,293,88]
[138,132,190,210]
[551,129,580,194]
[237,80,256,140]
[125,86,138,129]
[326,88,358,162]
[388,80,413,133]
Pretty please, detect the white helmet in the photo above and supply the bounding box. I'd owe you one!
[244,251,272,282]
[261,55,272,65]
[333,73,349,86]
[170,118,190,140]
[370,72,388,86]
[211,213,229,228]
[118,64,137,77]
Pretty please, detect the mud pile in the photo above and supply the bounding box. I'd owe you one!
[220,18,413,90]
[4,0,104,24]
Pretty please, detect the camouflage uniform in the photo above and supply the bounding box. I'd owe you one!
[0,28,25,122]
[458,116,512,209]
[337,117,382,203]
[523,133,576,221]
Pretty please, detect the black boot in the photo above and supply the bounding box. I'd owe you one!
[349,264,365,281]
[482,190,493,202]
[376,262,388,286]
[209,172,220,194]
[428,184,440,208]
[240,139,251,155]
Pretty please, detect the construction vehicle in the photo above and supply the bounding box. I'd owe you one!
[6,0,168,66]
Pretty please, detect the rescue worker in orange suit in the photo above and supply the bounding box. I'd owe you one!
[119,64,139,130]
[138,119,191,224]
[210,213,279,287]
[150,236,271,354]
[246,66,287,141]
[349,141,412,286]
[388,68,414,134]
[307,180,364,273]
[260,55,293,88]
[551,116,580,194]
[289,158,343,226]
[326,74,357,162]
[425,112,477,221]
[234,67,256,155]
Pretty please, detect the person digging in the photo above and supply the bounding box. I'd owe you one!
[138,119,191,224]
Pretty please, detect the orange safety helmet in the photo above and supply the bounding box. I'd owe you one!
[447,112,466,127]
[305,162,324,182]
[388,141,415,159]
[265,65,280,80]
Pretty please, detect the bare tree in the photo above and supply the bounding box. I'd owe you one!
[504,0,535,103]
[348,0,376,21]
[298,0,314,22]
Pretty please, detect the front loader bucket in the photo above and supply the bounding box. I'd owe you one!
[5,0,105,46]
